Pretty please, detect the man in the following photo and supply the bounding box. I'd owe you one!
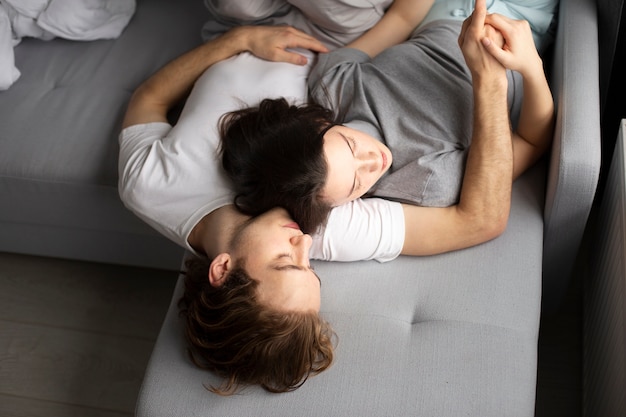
[120,26,338,394]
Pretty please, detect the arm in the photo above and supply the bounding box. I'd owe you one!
[482,13,555,179]
[346,0,435,58]
[122,25,328,128]
[400,0,513,256]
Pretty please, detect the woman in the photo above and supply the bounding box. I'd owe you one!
[220,2,554,256]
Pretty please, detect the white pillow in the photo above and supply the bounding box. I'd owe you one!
[37,0,136,41]
[0,5,20,90]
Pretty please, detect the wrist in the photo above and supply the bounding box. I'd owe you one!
[472,71,508,94]
[521,58,547,84]
[221,26,251,55]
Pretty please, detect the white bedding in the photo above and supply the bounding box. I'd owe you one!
[0,0,136,90]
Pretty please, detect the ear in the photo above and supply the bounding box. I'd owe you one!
[208,253,232,287]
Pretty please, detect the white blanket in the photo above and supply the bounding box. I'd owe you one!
[0,0,136,90]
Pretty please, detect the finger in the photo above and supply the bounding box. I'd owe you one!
[471,0,487,26]
[474,0,487,13]
[458,14,472,47]
[485,12,512,26]
[484,13,514,34]
[481,35,509,66]
[272,48,309,66]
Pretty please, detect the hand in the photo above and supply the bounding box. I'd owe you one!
[457,0,506,79]
[234,25,329,66]
[482,14,543,77]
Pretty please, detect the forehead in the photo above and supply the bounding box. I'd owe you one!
[322,132,354,201]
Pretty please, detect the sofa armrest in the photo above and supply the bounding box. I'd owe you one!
[542,0,601,309]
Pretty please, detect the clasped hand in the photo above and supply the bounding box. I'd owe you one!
[459,0,542,78]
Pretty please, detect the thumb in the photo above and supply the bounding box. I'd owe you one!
[481,36,507,64]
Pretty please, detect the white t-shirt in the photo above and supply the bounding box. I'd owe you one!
[118,52,404,263]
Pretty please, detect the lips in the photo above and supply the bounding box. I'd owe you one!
[284,222,301,231]
[381,151,388,171]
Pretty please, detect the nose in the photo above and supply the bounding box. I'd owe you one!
[290,233,313,266]
[358,151,378,173]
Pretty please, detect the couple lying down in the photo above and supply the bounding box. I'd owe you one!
[118,0,554,395]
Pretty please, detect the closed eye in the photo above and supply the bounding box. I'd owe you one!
[349,136,357,152]
[272,254,317,277]
[340,133,358,196]
[274,253,302,270]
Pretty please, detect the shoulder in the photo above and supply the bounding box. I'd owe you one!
[311,198,405,262]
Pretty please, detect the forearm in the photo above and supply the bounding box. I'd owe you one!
[122,25,327,128]
[141,34,244,106]
[515,65,554,152]
[479,13,555,177]
[347,0,434,58]
[400,78,512,256]
[509,61,554,178]
[123,28,248,127]
[457,74,512,236]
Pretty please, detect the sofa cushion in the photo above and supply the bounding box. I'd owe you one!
[0,0,208,268]
[136,164,545,417]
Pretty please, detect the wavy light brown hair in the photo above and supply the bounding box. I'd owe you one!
[178,256,335,395]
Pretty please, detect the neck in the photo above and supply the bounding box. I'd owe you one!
[188,205,248,257]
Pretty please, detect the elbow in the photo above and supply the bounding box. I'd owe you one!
[118,179,141,213]
[487,215,508,241]
[467,208,509,245]
[479,210,509,243]
[118,166,150,215]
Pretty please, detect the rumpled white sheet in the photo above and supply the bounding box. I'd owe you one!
[0,0,136,90]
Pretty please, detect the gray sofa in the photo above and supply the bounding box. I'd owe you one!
[0,0,204,270]
[0,0,599,415]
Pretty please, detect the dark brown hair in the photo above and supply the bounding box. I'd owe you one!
[219,98,336,233]
[178,256,335,395]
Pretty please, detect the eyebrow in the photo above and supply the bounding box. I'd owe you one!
[339,132,358,197]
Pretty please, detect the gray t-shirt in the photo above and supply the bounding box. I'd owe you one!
[309,20,523,207]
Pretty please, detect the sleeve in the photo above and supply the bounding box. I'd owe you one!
[308,47,371,117]
[310,198,405,263]
[118,121,234,251]
[118,122,172,206]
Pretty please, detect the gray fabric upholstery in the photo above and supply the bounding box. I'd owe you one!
[137,166,545,417]
[0,0,209,269]
[0,0,599,414]
[135,0,600,415]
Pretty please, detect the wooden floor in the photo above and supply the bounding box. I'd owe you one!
[0,251,583,416]
[0,252,178,417]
